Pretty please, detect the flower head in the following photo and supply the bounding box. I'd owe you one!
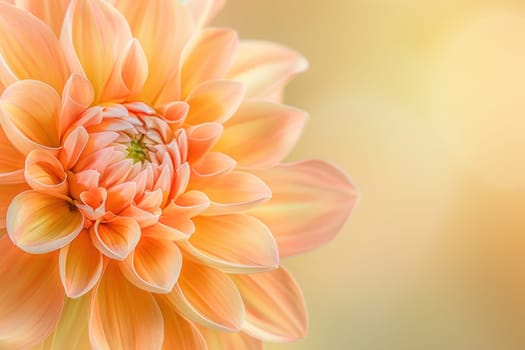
[0,0,358,349]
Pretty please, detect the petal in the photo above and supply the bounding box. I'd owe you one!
[0,80,61,154]
[61,0,132,101]
[214,101,307,169]
[7,191,84,253]
[0,124,25,180]
[89,263,164,350]
[0,237,64,349]
[231,267,308,342]
[25,149,68,195]
[199,329,263,350]
[59,126,89,169]
[15,0,71,37]
[59,74,94,137]
[111,0,194,105]
[0,182,30,228]
[120,236,183,293]
[0,2,69,91]
[185,80,245,124]
[186,122,223,164]
[181,214,279,273]
[59,229,103,298]
[249,160,359,257]
[40,294,91,350]
[227,41,308,101]
[164,260,245,332]
[101,38,148,102]
[156,297,207,350]
[191,170,272,215]
[90,215,140,260]
[181,28,238,99]
[186,0,226,28]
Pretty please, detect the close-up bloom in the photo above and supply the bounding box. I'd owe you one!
[0,0,357,349]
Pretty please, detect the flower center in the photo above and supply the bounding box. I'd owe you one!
[126,137,149,163]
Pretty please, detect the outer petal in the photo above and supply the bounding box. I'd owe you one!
[7,190,84,253]
[89,263,164,350]
[156,297,207,350]
[25,149,68,195]
[40,294,91,350]
[110,0,194,105]
[0,125,25,183]
[199,329,263,350]
[61,0,132,101]
[120,236,183,293]
[186,0,226,27]
[214,101,307,169]
[249,160,359,257]
[0,2,69,91]
[60,74,94,137]
[90,216,140,260]
[0,182,30,228]
[227,41,308,101]
[192,171,272,215]
[231,267,308,342]
[100,38,149,102]
[15,0,71,37]
[164,260,245,332]
[181,214,279,273]
[0,80,61,155]
[185,80,245,125]
[181,28,238,99]
[59,229,103,298]
[0,237,64,349]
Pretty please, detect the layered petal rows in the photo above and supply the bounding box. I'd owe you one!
[0,1,358,349]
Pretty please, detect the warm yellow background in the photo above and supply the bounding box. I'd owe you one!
[217,1,525,349]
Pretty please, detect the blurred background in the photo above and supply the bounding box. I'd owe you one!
[217,1,525,349]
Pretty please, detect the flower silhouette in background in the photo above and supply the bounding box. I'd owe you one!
[0,0,357,349]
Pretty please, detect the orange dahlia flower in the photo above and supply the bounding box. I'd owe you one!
[0,0,357,349]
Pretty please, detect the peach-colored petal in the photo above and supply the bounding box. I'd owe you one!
[156,297,207,350]
[101,38,148,102]
[181,28,238,99]
[89,263,164,350]
[0,125,25,182]
[186,0,226,28]
[249,159,358,257]
[60,74,94,137]
[192,170,271,215]
[59,229,103,298]
[0,2,69,91]
[181,214,279,273]
[199,328,263,350]
[120,236,182,293]
[0,80,61,155]
[111,0,194,105]
[214,101,307,169]
[59,126,89,169]
[15,0,71,37]
[90,215,140,260]
[25,149,68,195]
[0,237,64,349]
[186,122,223,164]
[185,80,245,125]
[191,152,236,183]
[164,260,245,332]
[7,190,84,253]
[0,182,30,228]
[160,101,189,125]
[231,266,308,342]
[39,294,91,350]
[227,41,308,101]
[61,0,132,101]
